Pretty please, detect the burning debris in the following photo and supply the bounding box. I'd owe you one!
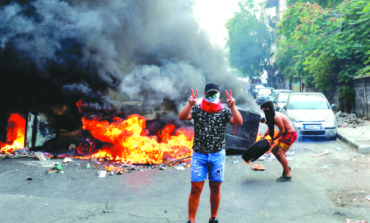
[0,148,31,159]
[0,111,193,165]
[0,111,194,178]
[0,114,26,156]
[75,114,193,164]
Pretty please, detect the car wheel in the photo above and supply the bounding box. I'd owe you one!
[297,134,303,142]
[329,134,337,141]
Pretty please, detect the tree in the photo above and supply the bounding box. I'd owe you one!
[275,0,369,111]
[287,0,344,8]
[226,0,276,84]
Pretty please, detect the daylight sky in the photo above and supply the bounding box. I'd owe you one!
[192,0,241,48]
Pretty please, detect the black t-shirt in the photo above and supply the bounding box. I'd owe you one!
[191,104,232,153]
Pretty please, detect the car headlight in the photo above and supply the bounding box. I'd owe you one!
[291,120,303,129]
[323,113,337,128]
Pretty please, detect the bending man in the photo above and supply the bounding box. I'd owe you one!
[260,100,297,182]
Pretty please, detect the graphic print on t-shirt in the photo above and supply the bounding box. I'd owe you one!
[191,105,232,153]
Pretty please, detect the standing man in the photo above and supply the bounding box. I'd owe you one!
[179,82,243,223]
[260,100,297,182]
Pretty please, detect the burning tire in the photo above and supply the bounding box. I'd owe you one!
[75,139,94,156]
[242,139,270,162]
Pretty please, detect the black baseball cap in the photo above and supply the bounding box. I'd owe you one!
[204,82,220,94]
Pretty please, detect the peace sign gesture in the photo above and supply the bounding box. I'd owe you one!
[225,89,235,108]
[188,88,198,106]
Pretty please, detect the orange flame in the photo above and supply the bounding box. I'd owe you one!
[79,114,193,164]
[256,130,278,154]
[0,114,26,154]
[76,100,83,113]
[256,129,277,141]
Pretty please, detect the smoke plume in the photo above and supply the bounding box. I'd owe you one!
[0,0,255,116]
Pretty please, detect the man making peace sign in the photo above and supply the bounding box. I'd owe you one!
[179,82,243,223]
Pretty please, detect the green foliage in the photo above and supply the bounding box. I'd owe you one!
[226,0,274,79]
[275,0,369,110]
[287,0,344,8]
[357,65,370,76]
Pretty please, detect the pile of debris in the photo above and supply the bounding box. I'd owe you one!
[336,112,367,128]
[3,148,192,178]
[0,148,49,159]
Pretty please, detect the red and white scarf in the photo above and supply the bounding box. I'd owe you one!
[200,92,223,113]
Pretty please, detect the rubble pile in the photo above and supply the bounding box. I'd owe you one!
[0,148,50,160]
[336,112,366,128]
[1,147,192,178]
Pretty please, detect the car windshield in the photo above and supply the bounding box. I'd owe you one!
[278,93,290,103]
[288,95,330,109]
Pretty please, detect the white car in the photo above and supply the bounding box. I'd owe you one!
[256,87,274,105]
[271,90,293,111]
[282,92,337,141]
[269,89,291,101]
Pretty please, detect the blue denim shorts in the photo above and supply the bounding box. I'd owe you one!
[190,150,226,182]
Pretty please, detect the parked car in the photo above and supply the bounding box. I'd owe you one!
[272,90,293,111]
[269,89,292,102]
[249,84,264,99]
[281,92,337,141]
[256,87,274,105]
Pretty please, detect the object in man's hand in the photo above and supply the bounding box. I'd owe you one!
[242,139,270,163]
[260,117,266,123]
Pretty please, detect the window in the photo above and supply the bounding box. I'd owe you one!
[288,95,330,110]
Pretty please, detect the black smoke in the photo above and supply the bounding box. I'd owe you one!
[0,0,255,138]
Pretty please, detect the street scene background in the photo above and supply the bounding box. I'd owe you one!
[1,121,369,223]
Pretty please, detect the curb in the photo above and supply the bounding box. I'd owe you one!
[337,132,370,154]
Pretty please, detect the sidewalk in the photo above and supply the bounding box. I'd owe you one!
[337,115,370,154]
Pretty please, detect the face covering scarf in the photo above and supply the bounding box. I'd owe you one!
[261,102,275,140]
[200,92,223,113]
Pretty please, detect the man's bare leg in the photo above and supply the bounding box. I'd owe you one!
[209,181,222,219]
[188,181,205,223]
[272,145,290,177]
[277,148,290,177]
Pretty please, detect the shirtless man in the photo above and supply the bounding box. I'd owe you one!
[260,100,297,182]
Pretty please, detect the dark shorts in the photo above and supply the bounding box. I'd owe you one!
[277,131,297,151]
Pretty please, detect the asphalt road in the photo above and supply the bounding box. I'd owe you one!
[0,137,369,223]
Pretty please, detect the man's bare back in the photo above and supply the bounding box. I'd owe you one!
[274,112,295,134]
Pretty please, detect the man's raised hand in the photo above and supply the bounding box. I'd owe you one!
[225,90,235,108]
[188,88,198,106]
